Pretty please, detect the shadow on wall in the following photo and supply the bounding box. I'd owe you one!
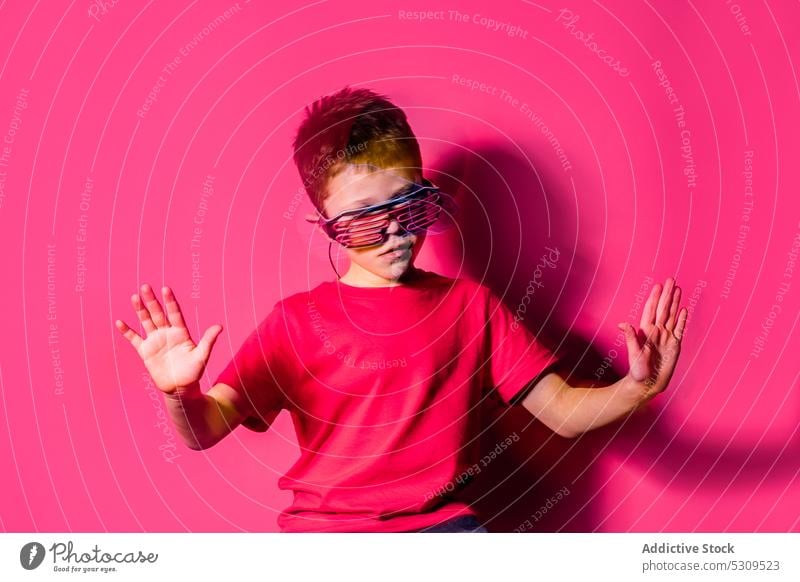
[433,142,800,532]
[429,142,605,532]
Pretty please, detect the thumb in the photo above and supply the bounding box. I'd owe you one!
[618,322,640,358]
[196,324,223,359]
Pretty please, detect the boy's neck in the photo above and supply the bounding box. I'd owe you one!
[338,264,422,288]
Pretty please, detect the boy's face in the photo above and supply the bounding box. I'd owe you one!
[315,164,427,285]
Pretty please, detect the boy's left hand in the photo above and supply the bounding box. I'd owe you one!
[617,277,688,400]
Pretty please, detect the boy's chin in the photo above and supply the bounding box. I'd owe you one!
[381,262,413,279]
[368,259,416,281]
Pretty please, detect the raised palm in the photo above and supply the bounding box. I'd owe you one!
[618,277,687,396]
[115,284,222,395]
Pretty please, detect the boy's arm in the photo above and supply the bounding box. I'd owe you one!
[520,372,648,438]
[163,381,253,450]
[521,276,688,438]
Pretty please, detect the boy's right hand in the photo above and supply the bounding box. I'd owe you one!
[115,284,223,396]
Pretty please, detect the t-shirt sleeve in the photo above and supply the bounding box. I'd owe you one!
[482,286,559,406]
[212,301,295,432]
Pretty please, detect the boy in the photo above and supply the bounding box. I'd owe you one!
[115,87,687,533]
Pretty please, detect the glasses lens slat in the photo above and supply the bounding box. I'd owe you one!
[348,214,391,228]
[397,200,440,230]
[337,231,384,246]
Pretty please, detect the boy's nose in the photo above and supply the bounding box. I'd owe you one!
[385,218,403,234]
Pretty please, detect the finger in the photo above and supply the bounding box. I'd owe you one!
[131,293,157,334]
[162,286,187,329]
[665,286,681,331]
[640,282,662,328]
[140,283,168,327]
[115,319,143,350]
[655,277,675,326]
[674,307,688,340]
[618,322,641,358]
[196,324,223,359]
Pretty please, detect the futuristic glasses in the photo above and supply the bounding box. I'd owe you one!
[316,178,451,248]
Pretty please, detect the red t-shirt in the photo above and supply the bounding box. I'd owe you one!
[213,268,558,532]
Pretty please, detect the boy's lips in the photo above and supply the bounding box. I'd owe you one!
[382,247,412,261]
[380,242,412,255]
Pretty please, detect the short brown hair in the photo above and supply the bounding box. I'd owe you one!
[292,86,422,216]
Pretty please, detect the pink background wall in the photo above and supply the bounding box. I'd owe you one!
[1,0,799,532]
